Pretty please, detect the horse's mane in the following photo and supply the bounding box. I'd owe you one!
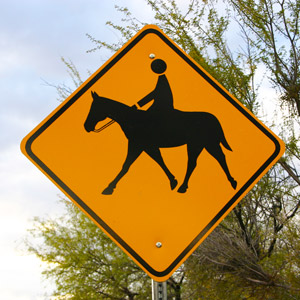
[99,96,130,107]
[99,96,136,114]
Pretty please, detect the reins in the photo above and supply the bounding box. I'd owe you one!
[92,104,138,133]
[93,119,115,133]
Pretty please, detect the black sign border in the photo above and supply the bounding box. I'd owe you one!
[24,27,282,278]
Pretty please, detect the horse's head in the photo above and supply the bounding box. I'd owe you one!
[84,91,108,132]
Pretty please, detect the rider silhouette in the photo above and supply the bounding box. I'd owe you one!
[135,59,174,112]
[85,57,237,195]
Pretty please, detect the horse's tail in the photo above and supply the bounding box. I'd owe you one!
[212,115,232,151]
[220,129,232,151]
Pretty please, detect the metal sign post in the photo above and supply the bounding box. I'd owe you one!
[152,280,167,300]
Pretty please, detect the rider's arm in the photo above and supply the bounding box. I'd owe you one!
[137,90,155,108]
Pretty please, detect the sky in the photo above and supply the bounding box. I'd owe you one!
[0,1,156,299]
[0,1,282,299]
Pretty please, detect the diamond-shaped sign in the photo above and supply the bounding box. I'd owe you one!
[21,25,284,281]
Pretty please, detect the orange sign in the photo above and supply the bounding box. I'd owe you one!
[21,25,285,281]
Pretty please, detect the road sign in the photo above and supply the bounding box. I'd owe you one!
[21,25,285,281]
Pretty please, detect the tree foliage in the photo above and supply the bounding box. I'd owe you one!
[185,163,300,299]
[229,0,300,117]
[27,200,151,300]
[27,0,300,299]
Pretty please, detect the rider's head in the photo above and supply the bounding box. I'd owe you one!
[151,59,167,74]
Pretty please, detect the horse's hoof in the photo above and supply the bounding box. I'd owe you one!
[177,185,187,193]
[170,178,178,190]
[231,179,237,190]
[102,187,114,195]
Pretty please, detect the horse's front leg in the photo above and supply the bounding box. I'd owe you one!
[178,144,204,193]
[102,141,142,195]
[144,146,177,190]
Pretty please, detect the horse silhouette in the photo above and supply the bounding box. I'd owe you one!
[84,91,237,195]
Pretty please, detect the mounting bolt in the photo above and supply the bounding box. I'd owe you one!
[149,53,156,59]
[156,242,162,248]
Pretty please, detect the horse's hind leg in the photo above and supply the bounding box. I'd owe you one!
[178,144,204,193]
[144,147,178,190]
[205,143,237,189]
[102,142,142,195]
